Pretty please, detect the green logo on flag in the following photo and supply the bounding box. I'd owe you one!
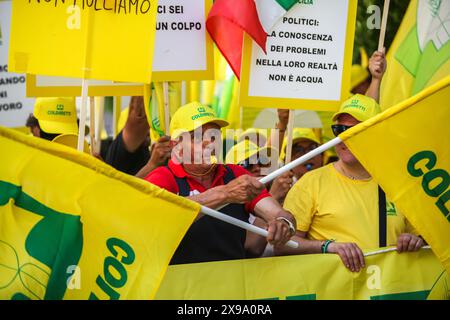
[386,201,398,216]
[0,181,83,300]
[395,0,450,94]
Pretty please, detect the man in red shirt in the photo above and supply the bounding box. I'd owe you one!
[145,102,296,264]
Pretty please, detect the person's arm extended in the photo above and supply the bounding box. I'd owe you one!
[365,48,386,103]
[122,96,150,153]
[274,231,366,273]
[245,216,269,258]
[186,185,229,210]
[274,231,322,255]
[269,109,289,155]
[253,197,296,247]
[185,174,265,221]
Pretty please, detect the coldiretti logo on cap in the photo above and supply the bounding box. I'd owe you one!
[344,99,366,111]
[191,109,215,121]
[47,104,72,116]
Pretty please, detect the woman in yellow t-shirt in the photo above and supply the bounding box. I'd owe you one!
[276,92,425,273]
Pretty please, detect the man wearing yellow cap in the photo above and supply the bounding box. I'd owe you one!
[277,95,424,272]
[145,102,296,265]
[26,97,78,141]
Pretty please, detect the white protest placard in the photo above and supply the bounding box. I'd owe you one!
[152,0,214,81]
[0,0,34,128]
[240,0,357,111]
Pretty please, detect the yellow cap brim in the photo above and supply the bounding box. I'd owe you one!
[172,118,229,139]
[38,119,78,135]
[332,111,365,122]
[52,134,90,153]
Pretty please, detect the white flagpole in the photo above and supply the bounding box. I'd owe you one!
[200,205,299,249]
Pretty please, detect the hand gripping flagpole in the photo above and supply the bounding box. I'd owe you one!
[200,206,299,249]
[199,137,343,249]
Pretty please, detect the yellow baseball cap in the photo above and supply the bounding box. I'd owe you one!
[169,102,229,139]
[225,140,275,165]
[332,94,381,122]
[280,128,321,161]
[34,97,78,135]
[52,134,90,154]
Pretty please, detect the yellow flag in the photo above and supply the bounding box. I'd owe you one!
[156,250,449,300]
[0,127,198,300]
[380,0,450,110]
[8,0,157,83]
[341,76,450,274]
[144,82,183,140]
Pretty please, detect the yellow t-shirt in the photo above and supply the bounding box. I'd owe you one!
[283,163,414,250]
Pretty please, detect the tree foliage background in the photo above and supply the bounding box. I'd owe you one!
[353,0,410,63]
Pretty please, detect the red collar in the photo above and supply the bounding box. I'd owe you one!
[168,160,228,187]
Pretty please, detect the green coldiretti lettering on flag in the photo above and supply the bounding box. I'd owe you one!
[0,180,83,300]
[149,84,164,138]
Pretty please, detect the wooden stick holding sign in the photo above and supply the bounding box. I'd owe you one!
[378,0,390,51]
[163,82,170,136]
[94,97,104,155]
[77,80,89,152]
[284,109,295,164]
[89,97,96,155]
[181,81,187,106]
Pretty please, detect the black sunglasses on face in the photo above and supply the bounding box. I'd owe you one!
[292,144,319,156]
[241,157,270,169]
[331,124,354,137]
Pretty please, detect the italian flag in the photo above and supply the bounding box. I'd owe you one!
[207,0,297,79]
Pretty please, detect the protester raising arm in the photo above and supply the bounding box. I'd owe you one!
[365,48,387,103]
[121,96,150,152]
[269,109,289,155]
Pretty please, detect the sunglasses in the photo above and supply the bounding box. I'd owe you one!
[292,144,319,156]
[240,157,270,169]
[331,124,354,137]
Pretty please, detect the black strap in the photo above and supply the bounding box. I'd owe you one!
[168,165,236,197]
[378,186,387,247]
[222,165,235,184]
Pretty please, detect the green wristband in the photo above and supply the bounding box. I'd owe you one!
[321,239,335,253]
